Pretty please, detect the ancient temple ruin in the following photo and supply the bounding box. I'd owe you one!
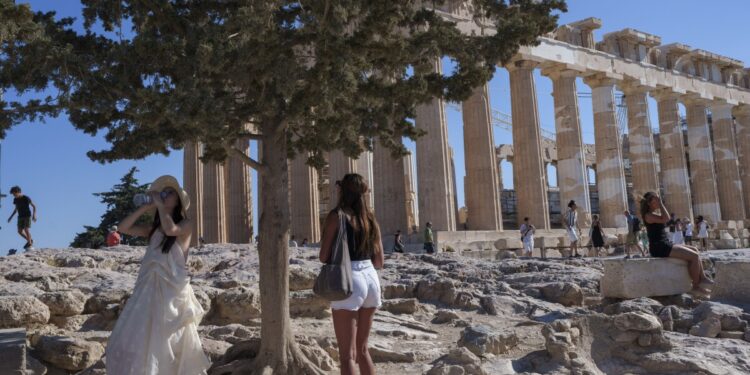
[182,13,750,250]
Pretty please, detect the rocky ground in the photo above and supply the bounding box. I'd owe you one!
[2,244,750,374]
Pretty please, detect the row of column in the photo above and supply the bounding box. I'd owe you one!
[183,141,253,246]
[281,59,750,241]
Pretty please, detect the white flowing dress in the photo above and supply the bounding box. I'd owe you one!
[106,230,210,375]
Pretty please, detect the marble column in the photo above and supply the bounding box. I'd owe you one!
[683,97,721,223]
[461,84,503,230]
[415,59,457,231]
[225,139,252,243]
[711,100,746,220]
[734,105,750,218]
[622,85,660,199]
[403,153,419,232]
[543,67,592,227]
[183,142,203,247]
[355,151,374,209]
[373,138,410,239]
[507,60,550,229]
[653,90,693,221]
[583,74,628,228]
[202,159,227,243]
[289,153,321,243]
[327,150,357,210]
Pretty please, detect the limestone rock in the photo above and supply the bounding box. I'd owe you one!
[382,283,416,299]
[0,296,50,328]
[524,282,583,306]
[432,310,461,324]
[693,301,746,331]
[613,312,662,332]
[689,317,722,338]
[202,337,233,362]
[38,290,86,317]
[207,288,261,325]
[717,331,745,340]
[83,289,129,314]
[602,297,662,315]
[457,325,518,356]
[289,266,317,291]
[601,258,692,298]
[382,298,420,315]
[33,335,104,371]
[289,290,330,319]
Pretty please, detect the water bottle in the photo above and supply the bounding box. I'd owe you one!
[133,193,153,207]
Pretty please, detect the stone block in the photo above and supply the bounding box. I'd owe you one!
[493,238,522,250]
[713,261,750,303]
[713,238,741,249]
[0,328,26,375]
[601,258,692,299]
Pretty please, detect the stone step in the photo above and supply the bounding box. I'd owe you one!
[0,328,27,375]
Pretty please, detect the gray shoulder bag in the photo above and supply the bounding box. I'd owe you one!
[313,210,353,301]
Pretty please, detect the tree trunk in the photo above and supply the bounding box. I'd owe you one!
[252,124,324,374]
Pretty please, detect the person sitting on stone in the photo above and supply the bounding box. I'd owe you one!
[393,230,405,253]
[640,192,713,297]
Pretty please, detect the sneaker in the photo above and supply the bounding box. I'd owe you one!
[624,255,631,259]
[23,242,30,250]
[689,287,711,299]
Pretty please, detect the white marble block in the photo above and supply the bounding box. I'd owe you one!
[601,258,692,298]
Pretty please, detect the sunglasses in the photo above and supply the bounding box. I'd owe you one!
[160,190,176,199]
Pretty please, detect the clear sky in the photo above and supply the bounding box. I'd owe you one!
[2,0,748,252]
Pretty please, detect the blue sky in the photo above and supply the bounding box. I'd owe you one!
[2,0,749,251]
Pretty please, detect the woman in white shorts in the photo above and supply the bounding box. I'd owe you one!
[319,173,384,375]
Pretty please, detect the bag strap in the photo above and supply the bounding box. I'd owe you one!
[329,209,349,265]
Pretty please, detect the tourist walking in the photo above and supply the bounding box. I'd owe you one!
[393,229,405,253]
[672,218,685,245]
[319,173,384,375]
[519,217,535,257]
[563,200,582,257]
[107,175,209,375]
[640,192,713,297]
[696,215,710,251]
[684,217,694,245]
[589,214,605,256]
[624,210,646,258]
[106,225,121,247]
[7,186,37,251]
[423,222,435,254]
[666,213,677,243]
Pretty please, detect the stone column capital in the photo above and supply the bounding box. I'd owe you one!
[505,59,540,72]
[681,94,712,107]
[582,72,623,88]
[539,64,584,80]
[618,80,656,95]
[734,104,750,117]
[650,88,682,102]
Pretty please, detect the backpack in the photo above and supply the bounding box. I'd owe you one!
[631,217,641,233]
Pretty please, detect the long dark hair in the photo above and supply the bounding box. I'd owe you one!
[149,200,184,254]
[640,192,656,222]
[337,173,380,259]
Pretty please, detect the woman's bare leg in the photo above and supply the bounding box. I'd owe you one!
[332,309,358,375]
[669,245,705,288]
[355,308,377,375]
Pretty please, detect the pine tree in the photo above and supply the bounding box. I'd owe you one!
[71,167,151,248]
[1,1,566,372]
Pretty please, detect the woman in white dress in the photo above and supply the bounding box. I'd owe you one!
[107,175,210,375]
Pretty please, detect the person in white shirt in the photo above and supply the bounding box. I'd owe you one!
[563,200,582,257]
[684,217,694,245]
[695,215,710,251]
[519,217,536,257]
[289,235,299,248]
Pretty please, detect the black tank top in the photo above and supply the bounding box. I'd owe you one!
[345,219,371,261]
[645,220,670,248]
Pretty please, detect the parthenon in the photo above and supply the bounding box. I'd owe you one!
[183,13,750,248]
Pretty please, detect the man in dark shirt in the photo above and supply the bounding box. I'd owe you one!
[7,186,37,250]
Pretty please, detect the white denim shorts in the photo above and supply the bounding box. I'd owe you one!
[330,260,382,311]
